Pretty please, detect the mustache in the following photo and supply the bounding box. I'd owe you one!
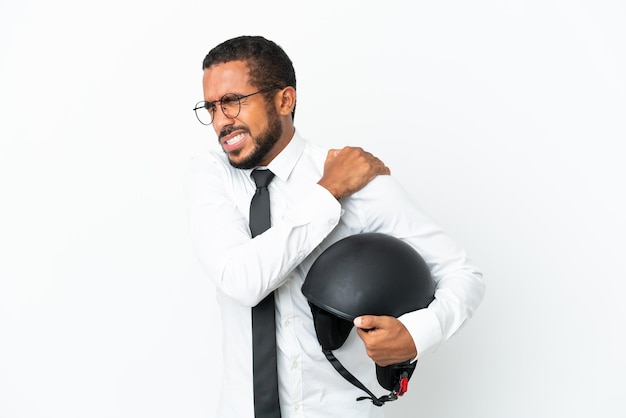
[219,126,248,140]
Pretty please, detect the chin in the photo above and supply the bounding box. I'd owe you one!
[227,149,261,170]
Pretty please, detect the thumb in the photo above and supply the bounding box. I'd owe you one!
[354,315,379,330]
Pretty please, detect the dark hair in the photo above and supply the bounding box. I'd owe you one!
[202,36,297,119]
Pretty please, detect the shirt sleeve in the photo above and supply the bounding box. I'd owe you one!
[185,154,342,307]
[351,175,486,359]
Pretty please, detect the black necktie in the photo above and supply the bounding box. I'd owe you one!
[250,169,281,418]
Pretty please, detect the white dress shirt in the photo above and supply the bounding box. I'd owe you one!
[186,130,485,418]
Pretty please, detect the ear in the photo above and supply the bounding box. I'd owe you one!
[275,86,296,117]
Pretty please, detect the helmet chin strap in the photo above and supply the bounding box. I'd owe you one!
[322,349,411,407]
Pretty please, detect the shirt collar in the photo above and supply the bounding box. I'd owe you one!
[251,129,304,182]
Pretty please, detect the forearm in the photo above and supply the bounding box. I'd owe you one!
[400,263,485,359]
[354,175,486,359]
[188,165,341,306]
[397,223,485,359]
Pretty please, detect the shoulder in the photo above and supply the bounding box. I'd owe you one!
[187,150,248,180]
[188,150,229,173]
[355,174,413,200]
[186,150,252,192]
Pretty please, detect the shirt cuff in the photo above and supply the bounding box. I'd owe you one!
[398,307,443,361]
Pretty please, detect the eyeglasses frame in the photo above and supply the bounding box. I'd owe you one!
[193,85,282,126]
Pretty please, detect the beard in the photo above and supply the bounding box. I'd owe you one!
[223,106,283,170]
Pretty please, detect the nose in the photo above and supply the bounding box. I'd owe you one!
[211,107,235,134]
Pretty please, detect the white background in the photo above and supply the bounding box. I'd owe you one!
[1,1,625,417]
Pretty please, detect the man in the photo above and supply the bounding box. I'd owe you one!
[187,35,485,418]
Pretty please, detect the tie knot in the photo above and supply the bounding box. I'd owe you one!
[251,169,275,189]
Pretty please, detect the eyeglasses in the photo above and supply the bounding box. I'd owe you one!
[193,86,280,125]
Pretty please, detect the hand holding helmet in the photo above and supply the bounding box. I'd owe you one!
[353,315,417,367]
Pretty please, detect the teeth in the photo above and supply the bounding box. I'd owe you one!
[226,133,245,145]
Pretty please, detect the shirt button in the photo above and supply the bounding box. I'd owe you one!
[284,319,291,326]
[292,360,299,370]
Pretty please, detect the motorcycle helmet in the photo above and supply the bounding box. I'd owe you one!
[302,232,435,406]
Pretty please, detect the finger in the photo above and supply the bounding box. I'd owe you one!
[372,158,390,175]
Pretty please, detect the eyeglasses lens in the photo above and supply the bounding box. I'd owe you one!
[194,94,242,125]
